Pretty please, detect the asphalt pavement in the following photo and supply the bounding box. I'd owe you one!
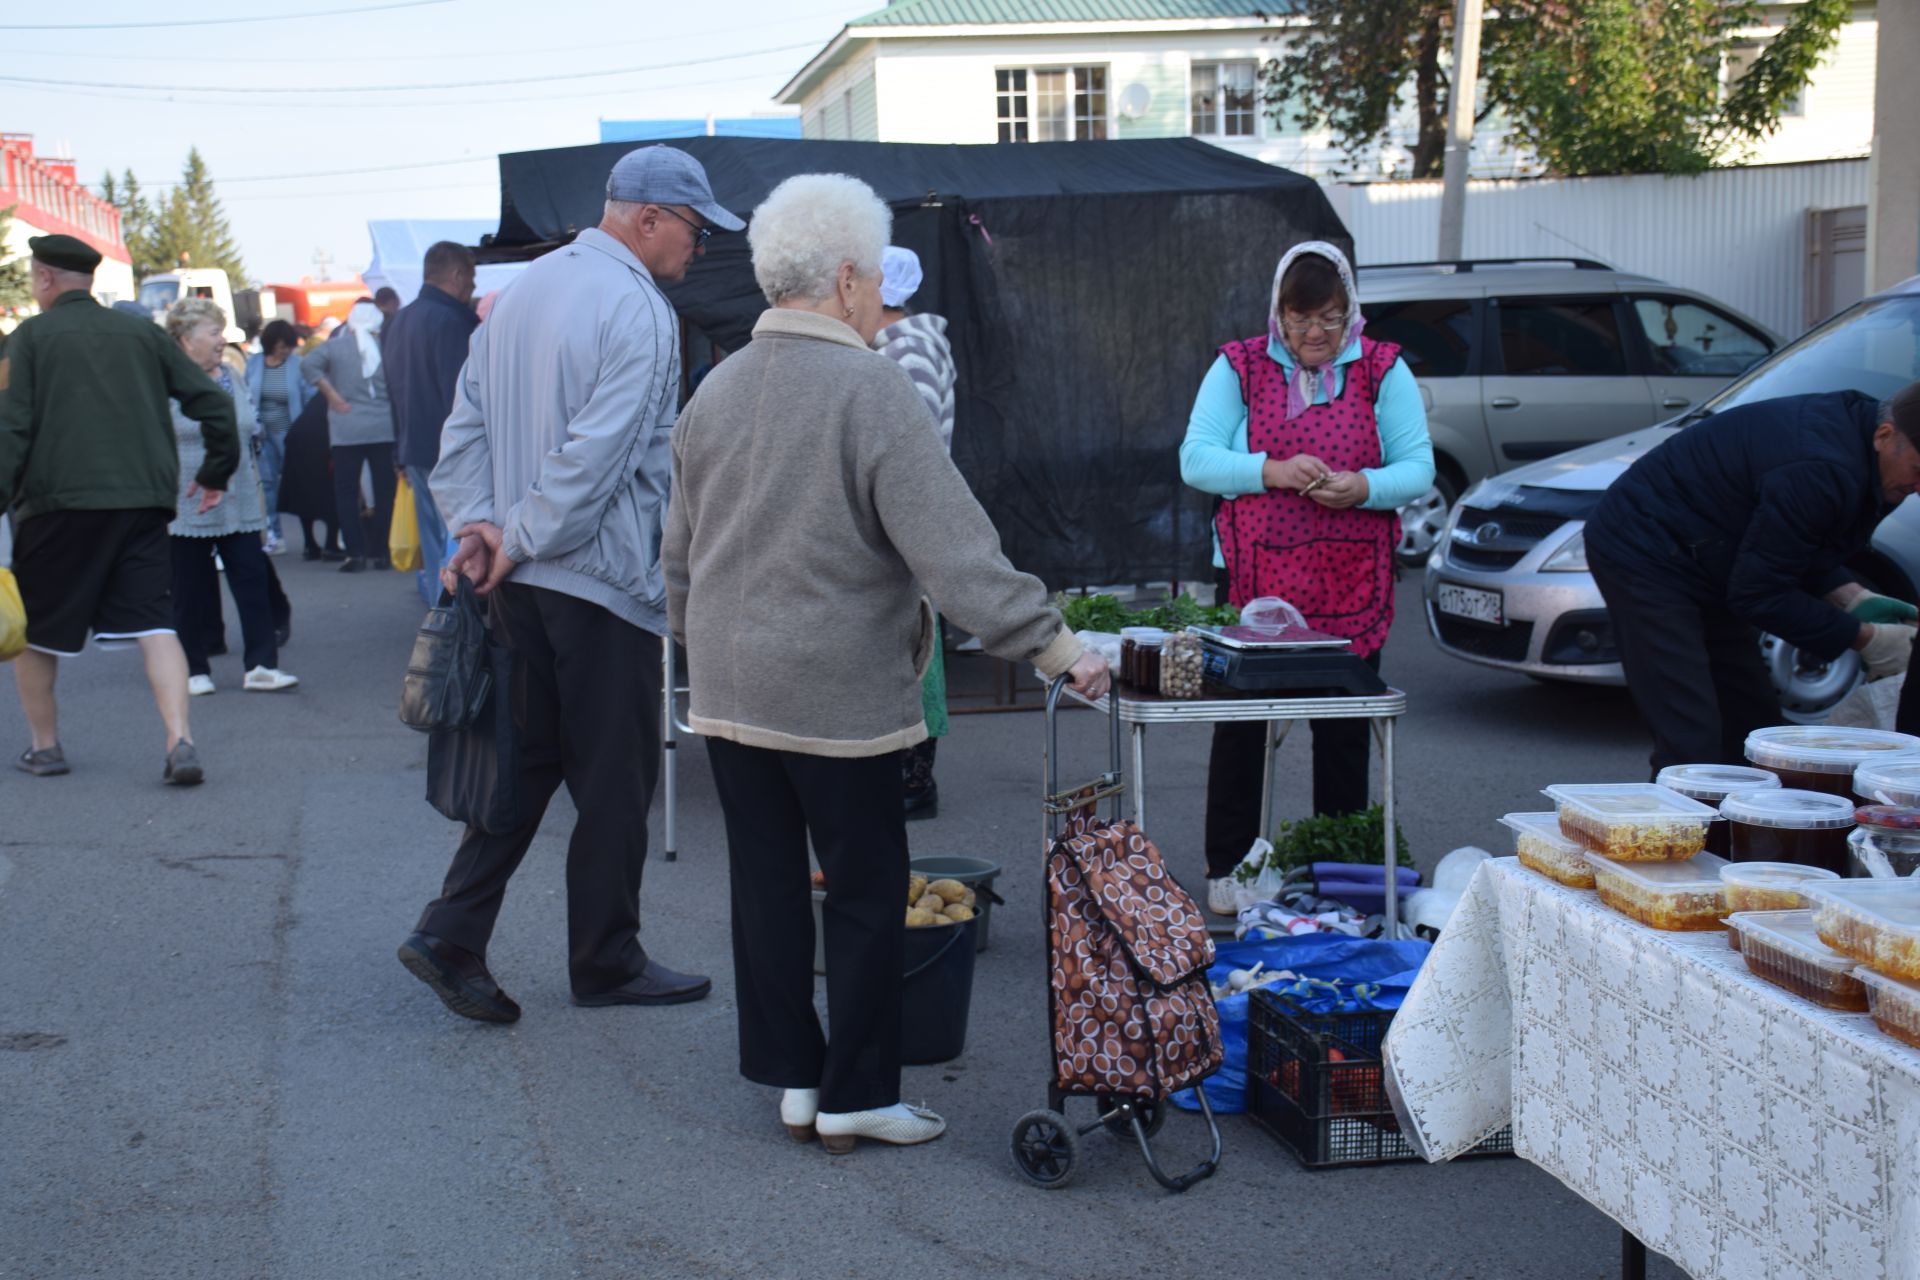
[0,559,1685,1279]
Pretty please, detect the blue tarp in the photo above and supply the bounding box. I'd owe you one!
[1171,934,1432,1115]
[362,220,528,308]
[599,117,802,143]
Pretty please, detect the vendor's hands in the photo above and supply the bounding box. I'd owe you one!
[187,482,225,515]
[443,521,512,595]
[1859,621,1918,681]
[1849,592,1920,625]
[1261,453,1329,494]
[1065,650,1111,701]
[1307,470,1369,509]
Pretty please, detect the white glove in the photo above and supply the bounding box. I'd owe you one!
[1860,622,1917,681]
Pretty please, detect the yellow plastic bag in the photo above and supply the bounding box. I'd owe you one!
[389,475,422,573]
[0,567,26,662]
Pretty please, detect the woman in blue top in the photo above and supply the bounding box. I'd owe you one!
[1179,241,1433,915]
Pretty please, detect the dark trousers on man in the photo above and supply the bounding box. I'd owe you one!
[1589,548,1782,776]
[331,441,396,563]
[705,737,908,1115]
[415,583,662,996]
[171,532,279,676]
[1201,650,1382,879]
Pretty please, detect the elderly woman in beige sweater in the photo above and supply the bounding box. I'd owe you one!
[664,173,1106,1155]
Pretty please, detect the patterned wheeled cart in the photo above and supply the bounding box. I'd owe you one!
[1008,675,1225,1192]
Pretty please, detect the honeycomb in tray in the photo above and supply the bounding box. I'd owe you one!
[1731,915,1869,1012]
[1810,890,1920,981]
[1726,884,1817,913]
[1557,812,1706,861]
[1591,868,1727,931]
[1516,833,1596,888]
[1858,970,1920,1051]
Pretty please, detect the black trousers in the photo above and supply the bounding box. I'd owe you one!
[1590,549,1782,776]
[1201,649,1382,878]
[331,442,396,562]
[170,533,279,676]
[415,583,662,995]
[705,737,909,1114]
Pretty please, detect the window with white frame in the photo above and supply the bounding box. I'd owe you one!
[996,64,1107,141]
[1192,60,1259,137]
[1724,41,1805,117]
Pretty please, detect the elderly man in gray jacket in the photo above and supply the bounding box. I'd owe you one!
[397,147,742,1024]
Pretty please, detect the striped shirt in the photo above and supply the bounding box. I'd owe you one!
[873,313,956,454]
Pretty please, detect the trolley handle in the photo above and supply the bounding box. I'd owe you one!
[1043,674,1125,834]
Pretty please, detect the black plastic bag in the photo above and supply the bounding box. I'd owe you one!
[425,622,524,835]
[399,577,493,733]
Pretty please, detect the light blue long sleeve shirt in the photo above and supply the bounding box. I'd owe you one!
[1179,336,1434,513]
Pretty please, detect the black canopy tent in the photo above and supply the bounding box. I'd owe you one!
[484,136,1351,588]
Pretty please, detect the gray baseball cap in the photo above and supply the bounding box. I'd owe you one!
[605,146,745,232]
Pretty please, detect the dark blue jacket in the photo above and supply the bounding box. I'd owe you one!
[1586,391,1886,661]
[383,284,478,471]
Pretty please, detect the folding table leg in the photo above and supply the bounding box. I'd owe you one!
[1621,1229,1646,1280]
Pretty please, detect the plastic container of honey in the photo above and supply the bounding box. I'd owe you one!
[1856,967,1920,1050]
[1499,812,1596,888]
[1542,783,1716,861]
[1850,806,1920,877]
[1744,726,1920,798]
[1719,861,1840,914]
[1657,764,1781,855]
[1583,850,1729,931]
[1852,757,1920,807]
[1803,879,1920,980]
[1726,910,1869,1010]
[1718,789,1857,875]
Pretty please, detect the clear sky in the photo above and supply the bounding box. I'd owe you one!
[5,0,864,283]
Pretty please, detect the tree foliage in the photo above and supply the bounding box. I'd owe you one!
[0,204,32,313]
[105,148,244,280]
[1260,0,1852,178]
[103,168,166,278]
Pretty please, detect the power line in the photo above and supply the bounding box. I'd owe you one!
[5,5,857,64]
[0,0,451,30]
[127,155,494,189]
[223,179,502,202]
[0,40,820,94]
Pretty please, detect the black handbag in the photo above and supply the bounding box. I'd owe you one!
[398,577,492,733]
[424,627,525,834]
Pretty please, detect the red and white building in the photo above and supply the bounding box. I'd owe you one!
[2,131,135,314]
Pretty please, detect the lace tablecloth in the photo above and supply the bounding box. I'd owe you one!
[1384,857,1920,1280]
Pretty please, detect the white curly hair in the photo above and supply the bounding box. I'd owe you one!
[164,296,227,342]
[748,173,892,305]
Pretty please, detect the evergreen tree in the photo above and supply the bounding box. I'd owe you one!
[105,167,164,278]
[151,148,245,279]
[0,204,32,313]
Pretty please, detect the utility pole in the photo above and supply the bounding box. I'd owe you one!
[1868,0,1919,290]
[1436,0,1484,261]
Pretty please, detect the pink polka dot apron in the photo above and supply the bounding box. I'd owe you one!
[1212,335,1401,659]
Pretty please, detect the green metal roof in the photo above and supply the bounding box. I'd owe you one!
[845,0,1292,26]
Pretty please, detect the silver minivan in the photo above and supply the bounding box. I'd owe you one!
[1361,259,1780,563]
[1422,273,1920,721]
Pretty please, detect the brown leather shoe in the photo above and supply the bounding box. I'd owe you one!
[572,958,712,1007]
[397,932,521,1024]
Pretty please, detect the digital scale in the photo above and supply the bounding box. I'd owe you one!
[1190,624,1388,697]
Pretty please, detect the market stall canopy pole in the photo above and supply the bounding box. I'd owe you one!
[486,137,1352,589]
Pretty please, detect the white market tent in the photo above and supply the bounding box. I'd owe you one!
[362,219,527,307]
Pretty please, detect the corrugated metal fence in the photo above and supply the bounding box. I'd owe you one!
[1330,159,1871,339]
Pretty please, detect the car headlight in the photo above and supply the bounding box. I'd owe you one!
[1541,530,1588,573]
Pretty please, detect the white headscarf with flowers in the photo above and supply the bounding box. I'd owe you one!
[1267,240,1363,421]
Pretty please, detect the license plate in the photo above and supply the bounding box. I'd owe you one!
[1437,583,1504,626]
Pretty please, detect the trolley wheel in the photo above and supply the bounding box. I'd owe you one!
[1096,1095,1167,1138]
[1010,1109,1080,1190]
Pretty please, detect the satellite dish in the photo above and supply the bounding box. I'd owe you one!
[1118,83,1152,120]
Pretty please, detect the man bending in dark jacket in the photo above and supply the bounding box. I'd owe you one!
[1586,383,1920,773]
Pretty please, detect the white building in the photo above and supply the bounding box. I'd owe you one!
[0,131,135,319]
[776,0,1876,179]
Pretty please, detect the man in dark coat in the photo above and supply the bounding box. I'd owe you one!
[381,241,477,597]
[1586,383,1920,773]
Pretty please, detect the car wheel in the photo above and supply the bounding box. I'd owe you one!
[1397,474,1459,568]
[1760,632,1864,725]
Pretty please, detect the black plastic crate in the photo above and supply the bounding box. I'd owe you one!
[1246,988,1514,1169]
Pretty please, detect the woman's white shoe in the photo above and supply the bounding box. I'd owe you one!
[780,1088,819,1143]
[814,1102,946,1154]
[1207,876,1241,917]
[187,675,216,697]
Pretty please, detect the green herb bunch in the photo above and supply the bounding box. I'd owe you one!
[1054,592,1239,635]
[1234,805,1416,883]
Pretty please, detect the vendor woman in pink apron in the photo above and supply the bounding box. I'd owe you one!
[1178,241,1434,916]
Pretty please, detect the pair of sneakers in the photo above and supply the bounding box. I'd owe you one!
[189,667,300,697]
[779,1089,946,1154]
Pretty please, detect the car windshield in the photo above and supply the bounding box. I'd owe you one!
[1710,295,1920,412]
[137,280,180,312]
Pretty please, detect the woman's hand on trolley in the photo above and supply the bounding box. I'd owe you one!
[1261,453,1329,494]
[1306,470,1369,509]
[1066,649,1111,700]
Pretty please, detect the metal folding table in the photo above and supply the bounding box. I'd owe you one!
[1061,685,1410,931]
